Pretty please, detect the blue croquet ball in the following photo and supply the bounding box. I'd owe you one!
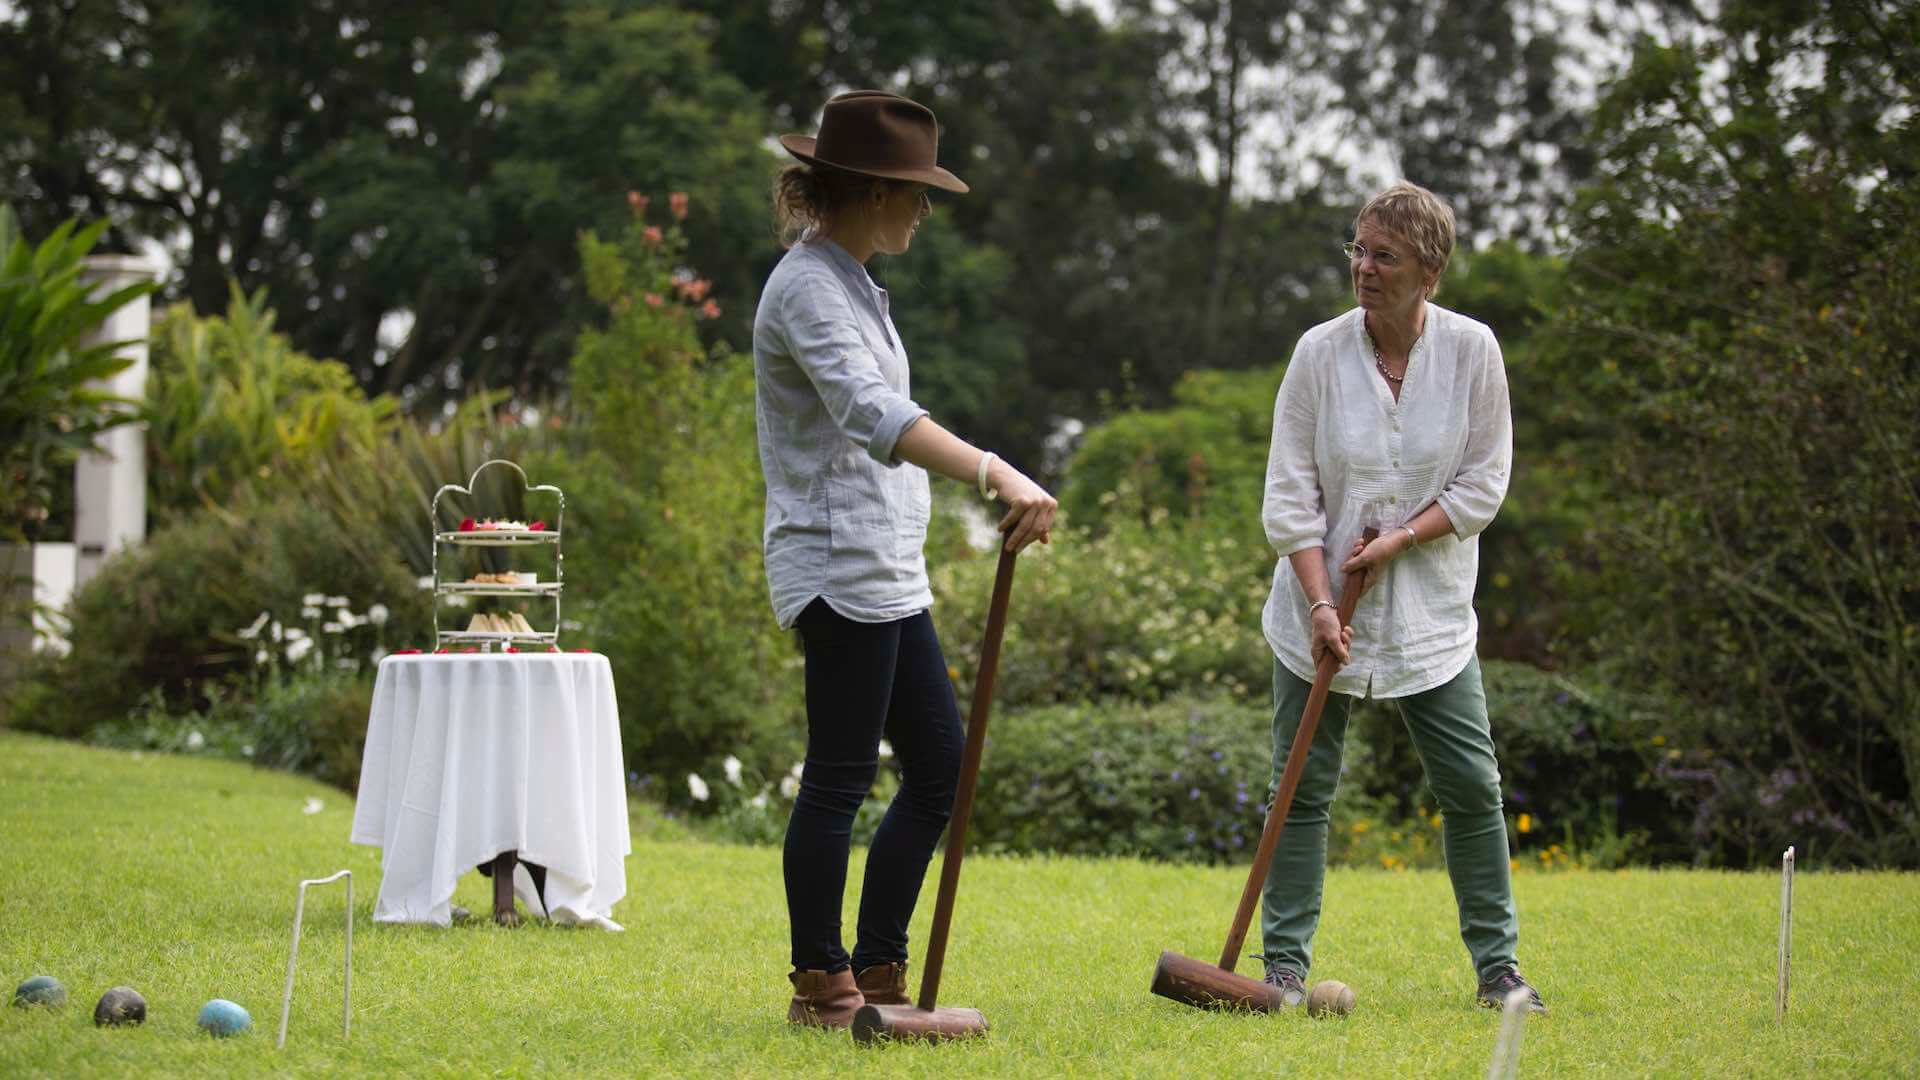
[196,998,252,1037]
[94,986,147,1026]
[11,975,67,1008]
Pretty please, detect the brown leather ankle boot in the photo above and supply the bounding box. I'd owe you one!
[854,961,910,1006]
[787,968,864,1028]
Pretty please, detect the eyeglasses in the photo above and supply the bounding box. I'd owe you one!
[1342,241,1405,269]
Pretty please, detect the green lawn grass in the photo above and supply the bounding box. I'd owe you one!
[2,730,1915,1077]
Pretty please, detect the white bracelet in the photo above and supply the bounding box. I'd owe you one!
[1400,525,1418,547]
[976,451,999,500]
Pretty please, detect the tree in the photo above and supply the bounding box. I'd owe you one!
[0,0,775,410]
[1548,0,1920,865]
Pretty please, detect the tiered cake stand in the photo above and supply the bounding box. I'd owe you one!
[430,459,565,651]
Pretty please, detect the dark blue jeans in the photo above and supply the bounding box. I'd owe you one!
[785,599,964,973]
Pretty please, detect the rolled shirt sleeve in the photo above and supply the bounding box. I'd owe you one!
[780,269,927,466]
[1434,329,1512,540]
[1263,338,1328,557]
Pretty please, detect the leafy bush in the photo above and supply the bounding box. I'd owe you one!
[0,204,156,540]
[12,496,429,739]
[931,506,1275,711]
[145,285,397,521]
[89,667,375,790]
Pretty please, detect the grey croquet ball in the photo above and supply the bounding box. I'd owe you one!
[1306,979,1357,1018]
[94,986,148,1026]
[196,998,253,1037]
[11,975,67,1009]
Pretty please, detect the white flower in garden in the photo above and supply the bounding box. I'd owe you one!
[368,603,390,626]
[723,755,743,786]
[271,621,284,642]
[286,627,308,641]
[303,593,327,606]
[416,576,435,591]
[327,595,350,607]
[322,621,344,634]
[302,606,322,619]
[687,773,710,802]
[242,744,254,758]
[779,775,800,799]
[255,649,270,665]
[186,729,205,751]
[789,761,805,779]
[371,647,390,664]
[303,797,324,815]
[238,612,270,640]
[878,739,894,761]
[750,793,769,810]
[287,637,315,663]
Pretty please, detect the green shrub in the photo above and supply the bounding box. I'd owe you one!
[16,496,430,737]
[145,285,397,521]
[931,506,1274,710]
[89,668,374,791]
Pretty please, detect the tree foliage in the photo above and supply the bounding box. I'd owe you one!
[1,0,774,410]
[1548,0,1920,865]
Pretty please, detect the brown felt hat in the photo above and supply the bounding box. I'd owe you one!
[779,90,969,194]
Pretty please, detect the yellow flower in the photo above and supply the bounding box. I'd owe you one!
[1516,813,1533,834]
[1351,820,1370,834]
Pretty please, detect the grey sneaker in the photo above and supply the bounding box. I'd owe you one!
[1477,968,1547,1014]
[1259,960,1307,1008]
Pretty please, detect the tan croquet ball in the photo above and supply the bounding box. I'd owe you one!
[1306,979,1356,1018]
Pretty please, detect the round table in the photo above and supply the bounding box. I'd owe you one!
[350,652,630,929]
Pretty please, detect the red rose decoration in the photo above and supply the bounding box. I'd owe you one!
[529,520,547,531]
[395,648,423,655]
[434,647,450,654]
[458,517,476,531]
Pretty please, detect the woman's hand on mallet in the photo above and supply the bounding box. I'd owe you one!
[990,460,1057,552]
[1339,530,1414,587]
[1310,606,1353,668]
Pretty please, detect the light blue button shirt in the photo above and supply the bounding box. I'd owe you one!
[752,239,933,629]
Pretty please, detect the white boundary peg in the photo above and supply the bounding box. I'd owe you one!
[1486,987,1530,1080]
[1776,845,1795,1024]
[278,869,353,1049]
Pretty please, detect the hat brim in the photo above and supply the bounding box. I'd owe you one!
[779,135,970,194]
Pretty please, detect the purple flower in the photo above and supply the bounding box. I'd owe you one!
[1189,787,1201,800]
[1171,769,1183,782]
[1210,750,1224,761]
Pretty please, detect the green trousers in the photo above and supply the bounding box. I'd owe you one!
[1259,655,1519,983]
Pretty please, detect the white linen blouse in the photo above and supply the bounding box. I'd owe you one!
[1261,304,1512,699]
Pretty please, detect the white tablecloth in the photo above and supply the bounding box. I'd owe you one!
[350,653,630,930]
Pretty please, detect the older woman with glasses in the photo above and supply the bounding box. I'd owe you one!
[1256,181,1544,1014]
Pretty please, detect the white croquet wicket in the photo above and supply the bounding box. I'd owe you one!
[1485,987,1530,1080]
[1776,845,1794,1024]
[278,869,353,1049]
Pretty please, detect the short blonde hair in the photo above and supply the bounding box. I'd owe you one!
[1354,181,1456,298]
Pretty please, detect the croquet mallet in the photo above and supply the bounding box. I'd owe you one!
[852,542,1019,1043]
[1150,528,1377,1010]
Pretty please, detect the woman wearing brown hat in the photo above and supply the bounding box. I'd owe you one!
[752,89,1057,1028]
